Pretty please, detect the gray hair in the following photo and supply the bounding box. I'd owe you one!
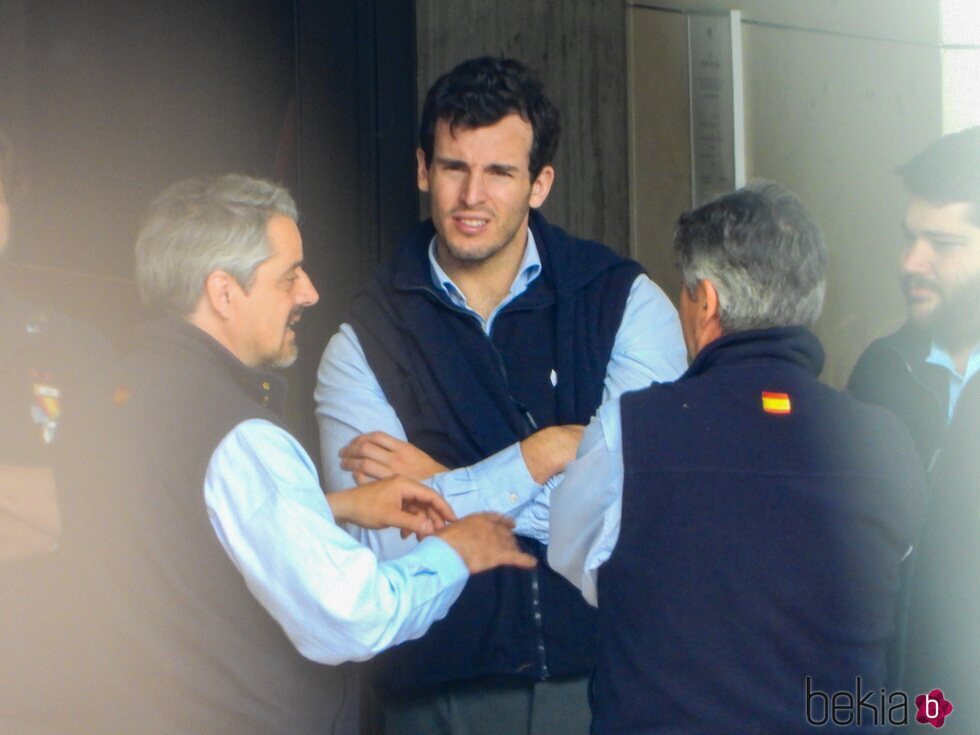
[135,174,298,316]
[673,182,827,332]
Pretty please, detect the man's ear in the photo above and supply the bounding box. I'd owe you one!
[695,278,724,351]
[416,148,430,193]
[529,165,555,209]
[698,279,719,320]
[203,270,237,320]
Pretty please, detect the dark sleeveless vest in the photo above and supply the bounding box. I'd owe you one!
[349,210,642,692]
[83,319,355,735]
[594,328,924,734]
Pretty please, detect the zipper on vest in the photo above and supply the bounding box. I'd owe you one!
[484,329,539,437]
[530,568,550,679]
[417,283,551,675]
[413,284,547,435]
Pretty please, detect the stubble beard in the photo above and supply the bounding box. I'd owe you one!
[440,235,510,265]
[271,342,298,369]
[438,207,529,268]
[932,282,980,350]
[907,272,980,350]
[267,309,302,369]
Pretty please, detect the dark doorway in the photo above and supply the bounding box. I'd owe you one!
[0,0,418,452]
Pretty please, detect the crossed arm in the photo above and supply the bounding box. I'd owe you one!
[315,275,687,556]
[338,425,585,487]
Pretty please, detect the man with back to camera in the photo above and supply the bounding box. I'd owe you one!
[77,173,535,735]
[550,183,925,733]
[848,127,979,732]
[316,56,687,733]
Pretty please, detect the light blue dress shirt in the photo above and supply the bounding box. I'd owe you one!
[204,418,469,664]
[547,400,625,607]
[925,341,980,420]
[316,228,687,560]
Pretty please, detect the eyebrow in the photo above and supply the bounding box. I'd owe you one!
[434,156,522,174]
[902,223,971,242]
[280,260,304,278]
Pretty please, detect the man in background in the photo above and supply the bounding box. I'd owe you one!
[848,127,979,732]
[316,56,686,734]
[551,183,924,733]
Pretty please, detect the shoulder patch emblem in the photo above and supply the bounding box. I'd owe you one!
[761,391,791,415]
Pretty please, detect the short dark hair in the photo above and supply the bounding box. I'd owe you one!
[674,182,827,333]
[898,126,980,225]
[418,56,560,179]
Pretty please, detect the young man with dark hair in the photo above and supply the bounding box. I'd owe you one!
[316,56,686,734]
[848,127,980,732]
[551,183,924,734]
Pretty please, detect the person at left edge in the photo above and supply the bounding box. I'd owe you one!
[0,126,116,734]
[77,174,536,735]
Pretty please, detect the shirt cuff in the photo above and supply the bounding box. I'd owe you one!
[409,535,470,587]
[513,470,563,543]
[430,442,544,517]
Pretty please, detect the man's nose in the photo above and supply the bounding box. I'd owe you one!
[460,172,486,207]
[901,237,935,275]
[296,269,319,307]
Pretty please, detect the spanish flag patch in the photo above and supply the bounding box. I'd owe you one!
[761,391,791,414]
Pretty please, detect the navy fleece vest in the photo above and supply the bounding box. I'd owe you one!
[593,328,924,734]
[349,210,642,692]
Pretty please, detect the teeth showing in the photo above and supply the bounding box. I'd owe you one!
[458,218,487,227]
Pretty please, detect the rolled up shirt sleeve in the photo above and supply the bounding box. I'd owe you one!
[602,273,687,402]
[205,418,469,664]
[547,399,625,607]
[315,274,684,555]
[316,322,547,558]
[519,274,685,544]
[426,441,544,529]
[315,323,406,495]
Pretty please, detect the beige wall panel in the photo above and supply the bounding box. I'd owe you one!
[741,24,942,386]
[416,0,630,250]
[628,0,941,45]
[629,4,945,386]
[628,7,690,301]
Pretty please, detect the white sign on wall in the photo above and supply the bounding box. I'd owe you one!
[688,10,745,206]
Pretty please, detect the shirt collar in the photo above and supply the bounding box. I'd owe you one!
[426,228,542,309]
[925,341,980,383]
[926,340,980,419]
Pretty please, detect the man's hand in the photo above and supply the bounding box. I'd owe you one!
[435,513,537,574]
[326,475,456,540]
[339,431,449,484]
[519,424,585,484]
